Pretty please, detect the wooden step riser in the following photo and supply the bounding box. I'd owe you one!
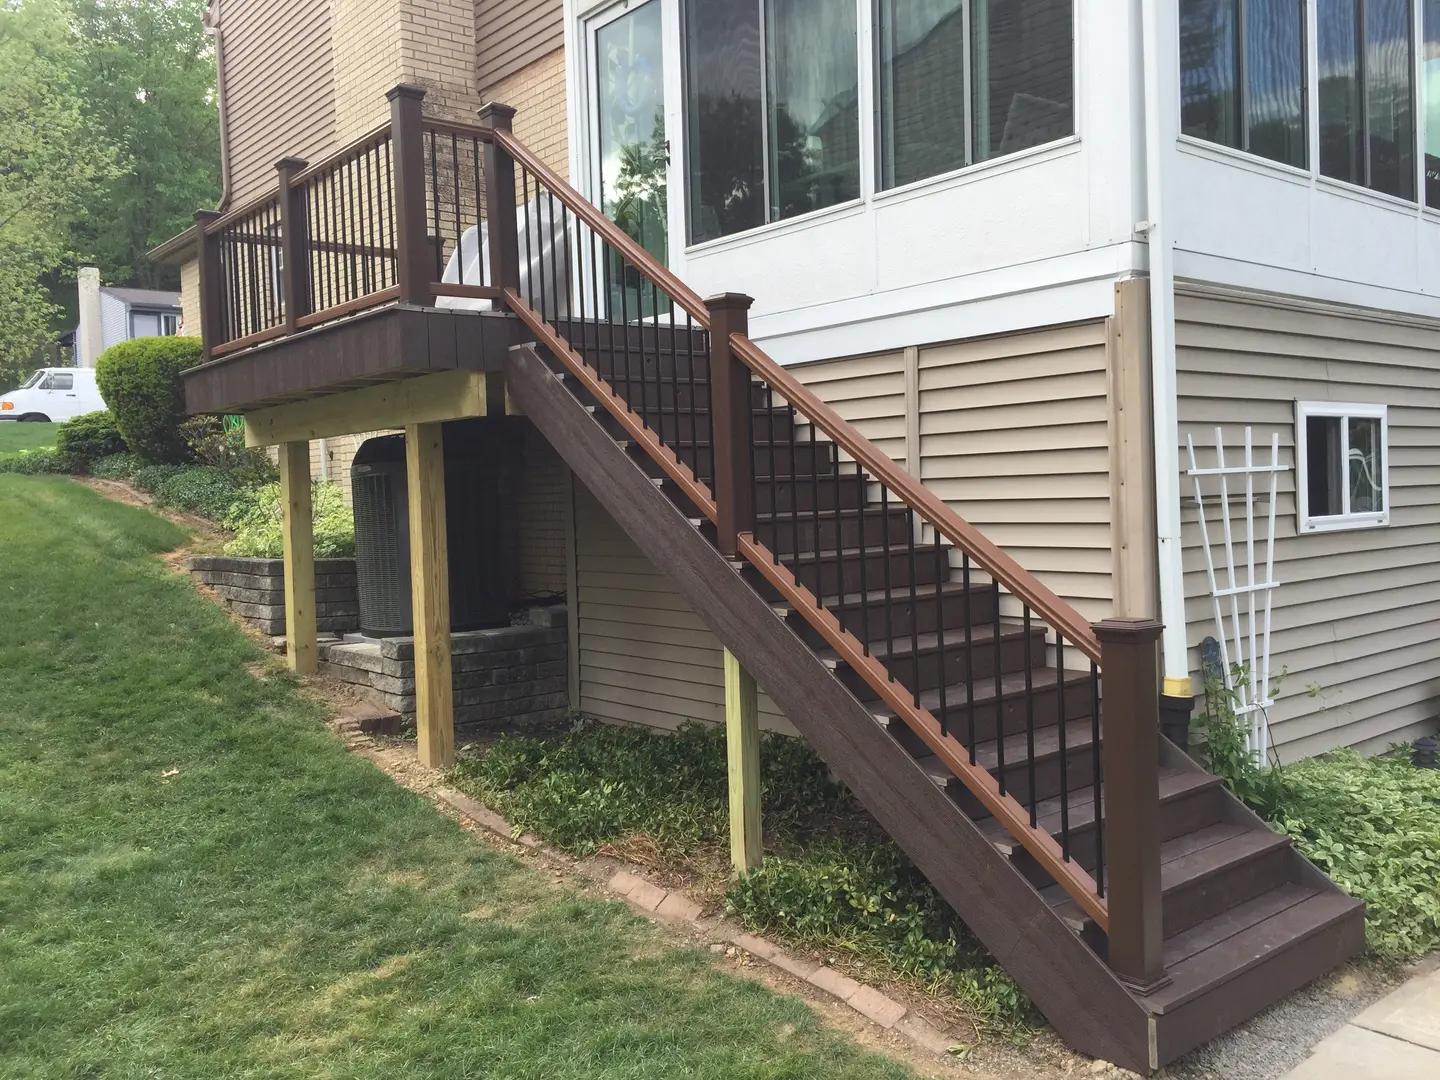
[836,631,1047,701]
[788,585,1003,649]
[885,682,1097,758]
[1162,844,1294,940]
[763,546,950,599]
[755,508,912,555]
[1009,783,1229,890]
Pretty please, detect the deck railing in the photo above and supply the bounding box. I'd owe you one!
[195,85,503,359]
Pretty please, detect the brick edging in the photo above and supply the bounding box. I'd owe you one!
[433,787,955,1056]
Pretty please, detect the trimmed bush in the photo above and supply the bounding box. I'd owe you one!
[225,481,355,558]
[56,411,126,466]
[94,336,202,463]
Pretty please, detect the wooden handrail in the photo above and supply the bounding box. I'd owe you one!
[729,334,1102,663]
[491,127,712,327]
[421,116,494,142]
[287,121,393,188]
[203,191,280,235]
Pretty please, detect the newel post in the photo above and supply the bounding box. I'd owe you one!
[194,209,223,359]
[388,84,433,306]
[706,293,755,557]
[478,102,520,293]
[1093,617,1168,993]
[275,157,310,333]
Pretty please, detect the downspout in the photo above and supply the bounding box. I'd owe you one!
[1139,1,1195,721]
[205,0,233,211]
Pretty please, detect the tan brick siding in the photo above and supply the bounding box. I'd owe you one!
[179,258,202,338]
[309,431,397,500]
[481,47,568,180]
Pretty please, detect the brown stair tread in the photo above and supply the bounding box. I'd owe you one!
[813,621,1036,667]
[877,665,1092,719]
[975,763,1214,847]
[1148,888,1365,1013]
[1043,822,1293,922]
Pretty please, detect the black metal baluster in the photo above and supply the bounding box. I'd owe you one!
[685,312,698,475]
[762,384,778,549]
[561,205,574,347]
[935,542,948,738]
[429,132,442,286]
[383,139,395,288]
[1057,638,1070,860]
[856,465,869,653]
[786,402,800,582]
[546,192,561,333]
[649,280,663,447]
[589,229,602,373]
[361,149,375,294]
[472,137,484,288]
[346,156,362,301]
[603,241,616,388]
[1090,659,1104,896]
[906,508,920,706]
[1024,606,1037,827]
[450,133,462,286]
[828,441,845,612]
[881,485,893,662]
[993,583,1006,795]
[808,420,822,602]
[617,256,631,418]
[245,219,260,335]
[326,169,339,310]
[667,295,678,460]
[520,167,532,309]
[963,552,976,763]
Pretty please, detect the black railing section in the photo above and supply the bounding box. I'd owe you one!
[422,121,490,293]
[211,195,283,348]
[509,158,713,486]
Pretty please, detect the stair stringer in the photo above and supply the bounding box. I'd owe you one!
[506,344,1155,1073]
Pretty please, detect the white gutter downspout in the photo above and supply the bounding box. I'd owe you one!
[1140,0,1192,702]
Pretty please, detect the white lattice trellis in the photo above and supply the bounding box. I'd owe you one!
[1185,427,1288,763]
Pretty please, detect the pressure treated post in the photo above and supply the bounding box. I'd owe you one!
[478,102,520,293]
[706,293,755,557]
[193,209,223,359]
[277,441,316,675]
[406,422,454,769]
[388,84,434,307]
[1094,617,1168,993]
[724,648,763,874]
[275,156,310,333]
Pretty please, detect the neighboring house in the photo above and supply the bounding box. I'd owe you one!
[150,0,1440,1069]
[75,266,182,368]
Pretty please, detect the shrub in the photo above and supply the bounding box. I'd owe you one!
[224,481,355,558]
[55,410,126,467]
[0,447,71,475]
[179,415,277,487]
[152,466,244,521]
[90,452,144,480]
[94,336,202,462]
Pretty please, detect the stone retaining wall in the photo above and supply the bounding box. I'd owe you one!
[184,556,360,636]
[319,606,569,730]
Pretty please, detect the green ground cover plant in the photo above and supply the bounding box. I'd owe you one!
[452,720,1036,1036]
[225,480,356,558]
[1194,675,1440,959]
[0,475,913,1080]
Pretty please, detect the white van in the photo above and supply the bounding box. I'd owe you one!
[0,368,107,423]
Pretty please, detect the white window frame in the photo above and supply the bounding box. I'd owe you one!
[1294,400,1390,532]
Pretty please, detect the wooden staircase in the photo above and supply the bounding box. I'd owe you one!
[479,124,1365,1073]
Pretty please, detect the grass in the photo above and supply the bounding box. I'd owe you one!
[0,475,916,1080]
[0,421,59,459]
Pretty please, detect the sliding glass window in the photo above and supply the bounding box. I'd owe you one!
[684,0,859,243]
[1179,0,1307,168]
[1318,0,1415,199]
[876,0,1074,191]
[1425,0,1440,206]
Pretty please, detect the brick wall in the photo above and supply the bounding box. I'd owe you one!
[309,431,400,498]
[481,47,569,180]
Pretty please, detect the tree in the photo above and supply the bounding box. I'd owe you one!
[68,0,220,288]
[0,0,118,389]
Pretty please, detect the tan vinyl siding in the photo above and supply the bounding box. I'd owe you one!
[791,350,908,467]
[222,0,336,206]
[918,322,1113,621]
[1176,289,1440,759]
[476,0,563,92]
[179,258,202,338]
[574,485,796,736]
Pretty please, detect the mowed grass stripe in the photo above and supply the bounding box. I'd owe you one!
[0,476,913,1080]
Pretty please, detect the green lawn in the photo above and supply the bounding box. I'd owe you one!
[0,476,915,1080]
[0,421,60,459]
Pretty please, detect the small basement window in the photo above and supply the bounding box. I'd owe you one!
[1295,401,1388,532]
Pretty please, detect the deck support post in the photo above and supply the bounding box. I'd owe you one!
[479,103,520,292]
[406,422,454,769]
[1094,617,1168,994]
[388,84,433,307]
[275,157,311,333]
[193,210,223,360]
[724,648,763,874]
[706,293,755,557]
[277,441,316,675]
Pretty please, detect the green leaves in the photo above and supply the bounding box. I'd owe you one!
[225,482,355,559]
